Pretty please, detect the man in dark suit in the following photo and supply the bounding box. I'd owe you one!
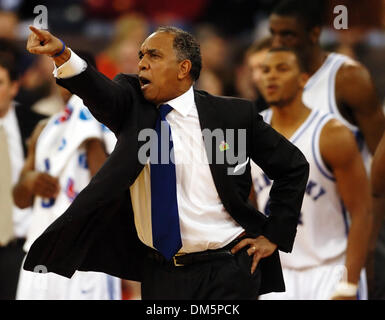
[0,51,46,300]
[24,25,309,299]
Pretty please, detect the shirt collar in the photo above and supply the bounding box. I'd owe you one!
[0,103,15,126]
[163,86,195,117]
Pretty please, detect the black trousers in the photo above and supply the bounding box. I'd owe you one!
[141,247,261,300]
[0,238,26,300]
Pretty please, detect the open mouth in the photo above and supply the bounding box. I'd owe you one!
[139,76,151,89]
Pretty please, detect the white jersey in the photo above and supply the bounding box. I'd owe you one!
[251,109,348,269]
[302,52,371,170]
[17,96,121,300]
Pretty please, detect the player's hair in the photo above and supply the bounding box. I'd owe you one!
[156,26,202,81]
[268,47,308,73]
[247,37,273,56]
[271,0,325,30]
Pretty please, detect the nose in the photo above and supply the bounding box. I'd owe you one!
[138,56,149,71]
[263,69,277,82]
[271,35,283,48]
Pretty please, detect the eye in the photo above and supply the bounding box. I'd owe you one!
[282,31,296,39]
[277,65,289,72]
[150,53,160,59]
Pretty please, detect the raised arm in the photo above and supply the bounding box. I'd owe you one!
[320,119,372,299]
[26,26,133,134]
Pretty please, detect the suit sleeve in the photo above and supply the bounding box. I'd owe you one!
[250,106,309,252]
[56,63,134,135]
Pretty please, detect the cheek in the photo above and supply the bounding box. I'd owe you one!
[0,87,10,101]
[282,79,298,97]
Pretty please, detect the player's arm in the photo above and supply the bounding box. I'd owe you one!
[12,120,60,209]
[369,131,385,259]
[320,119,372,299]
[84,138,108,177]
[372,131,385,198]
[335,61,385,154]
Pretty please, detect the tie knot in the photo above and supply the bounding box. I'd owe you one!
[159,104,173,120]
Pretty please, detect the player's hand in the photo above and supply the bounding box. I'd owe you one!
[24,171,60,199]
[231,235,277,274]
[27,26,64,57]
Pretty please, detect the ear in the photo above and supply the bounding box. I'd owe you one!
[309,26,321,45]
[299,72,310,89]
[178,59,192,80]
[10,80,19,99]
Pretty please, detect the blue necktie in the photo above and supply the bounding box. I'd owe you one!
[150,104,182,260]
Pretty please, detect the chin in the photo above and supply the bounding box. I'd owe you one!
[267,99,279,106]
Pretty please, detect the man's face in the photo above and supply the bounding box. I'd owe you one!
[0,66,18,117]
[269,14,311,49]
[138,31,184,104]
[248,49,269,92]
[260,51,305,107]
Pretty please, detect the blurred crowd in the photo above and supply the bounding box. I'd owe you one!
[1,0,385,300]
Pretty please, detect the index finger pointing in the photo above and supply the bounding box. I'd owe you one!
[29,25,45,41]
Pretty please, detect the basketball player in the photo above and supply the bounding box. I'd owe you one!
[13,87,121,300]
[269,0,385,298]
[252,47,372,299]
[269,0,385,157]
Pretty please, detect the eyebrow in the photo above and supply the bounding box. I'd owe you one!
[138,48,161,57]
[270,28,296,35]
[261,62,290,69]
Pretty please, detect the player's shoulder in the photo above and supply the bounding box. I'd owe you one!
[335,54,371,85]
[319,115,356,153]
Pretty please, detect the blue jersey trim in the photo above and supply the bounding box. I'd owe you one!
[107,276,115,300]
[311,114,336,181]
[291,110,319,144]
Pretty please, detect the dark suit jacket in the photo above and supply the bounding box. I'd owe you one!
[23,65,309,295]
[14,103,46,157]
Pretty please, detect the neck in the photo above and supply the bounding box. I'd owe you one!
[271,93,311,129]
[0,103,12,119]
[307,46,328,76]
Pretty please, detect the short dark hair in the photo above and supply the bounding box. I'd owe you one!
[272,0,325,30]
[0,52,18,81]
[156,26,202,81]
[268,47,308,73]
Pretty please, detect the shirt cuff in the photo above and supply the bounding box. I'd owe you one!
[52,48,87,79]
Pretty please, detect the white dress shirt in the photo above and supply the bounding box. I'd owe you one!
[54,50,245,253]
[0,104,32,238]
